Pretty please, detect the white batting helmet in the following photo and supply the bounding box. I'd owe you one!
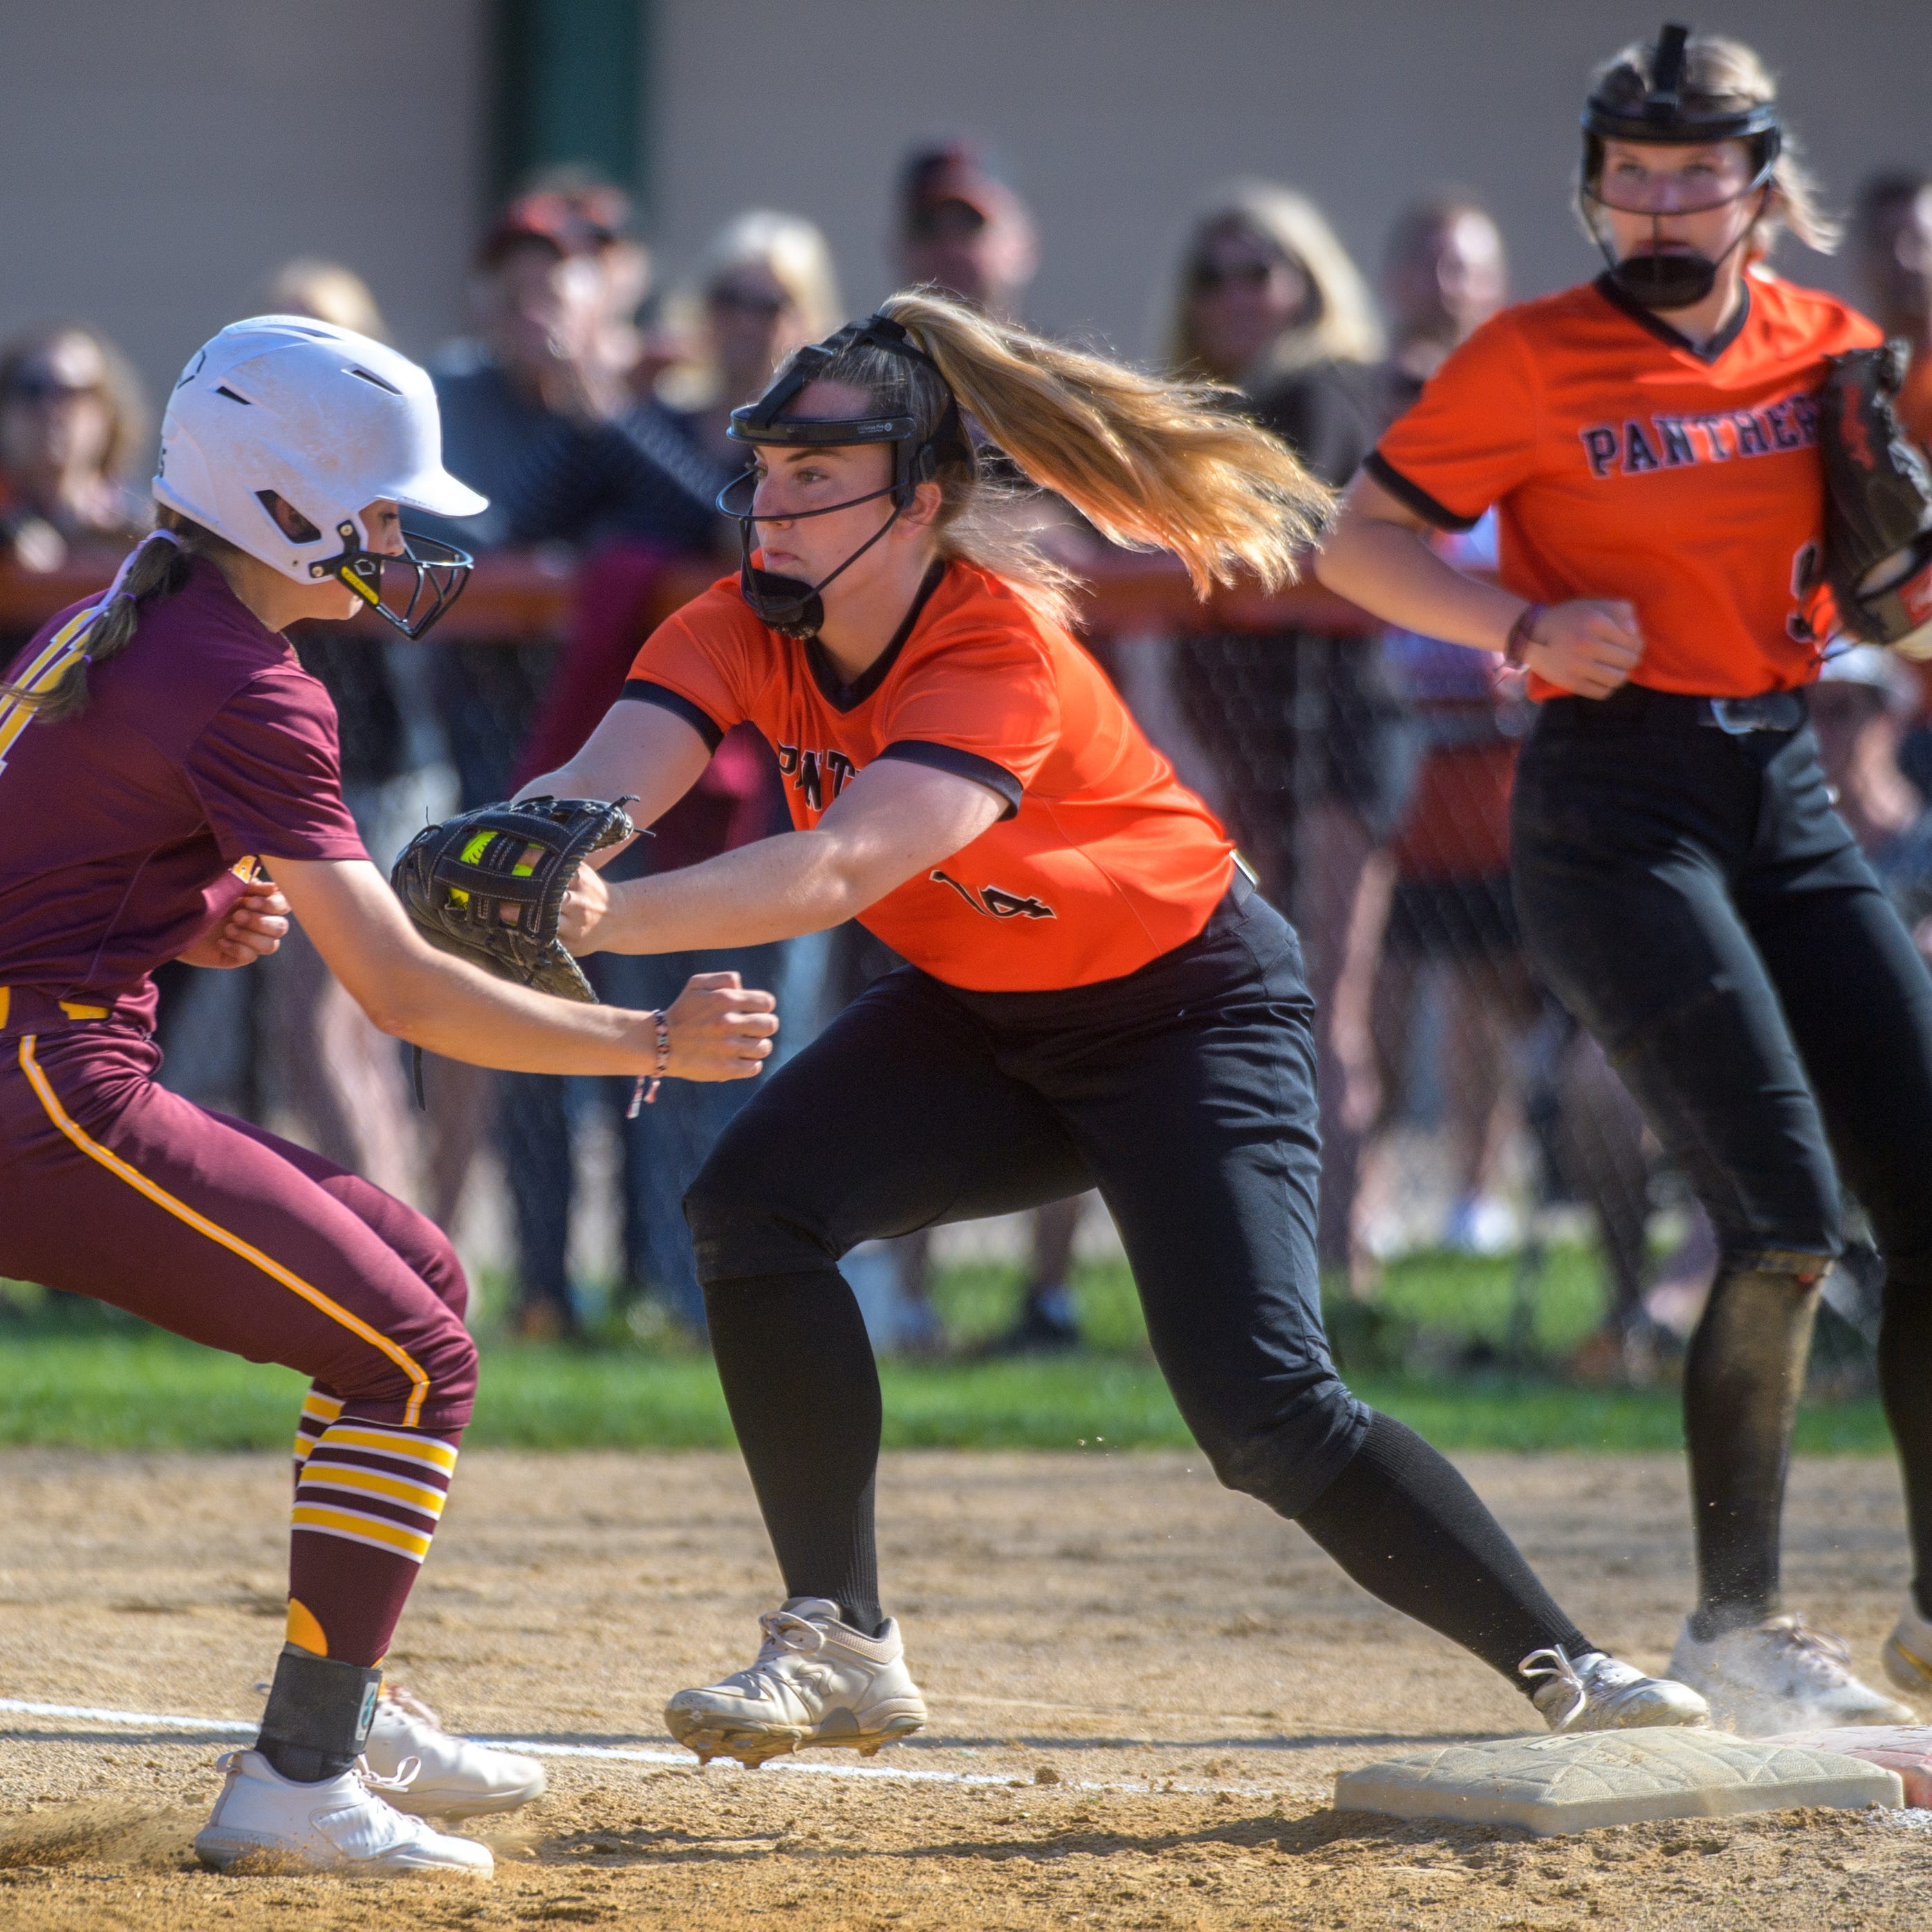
[154,315,487,636]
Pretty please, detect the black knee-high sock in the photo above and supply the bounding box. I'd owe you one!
[703,1267,884,1634]
[1682,1264,1819,1640]
[1879,1270,1932,1621]
[1295,1413,1592,1690]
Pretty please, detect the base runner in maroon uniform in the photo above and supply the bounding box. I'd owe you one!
[0,316,777,1875]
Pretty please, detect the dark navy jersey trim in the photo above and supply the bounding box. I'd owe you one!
[1362,451,1482,532]
[876,740,1024,819]
[618,679,726,752]
[1592,271,1753,365]
[803,559,947,714]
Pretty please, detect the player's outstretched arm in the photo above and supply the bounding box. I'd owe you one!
[514,700,714,852]
[267,853,777,1080]
[562,758,1005,957]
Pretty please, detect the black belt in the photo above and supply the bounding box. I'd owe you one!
[1539,685,1808,737]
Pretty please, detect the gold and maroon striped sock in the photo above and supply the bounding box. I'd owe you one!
[286,1418,461,1666]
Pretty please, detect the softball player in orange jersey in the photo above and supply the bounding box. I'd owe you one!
[1323,25,1932,1733]
[525,295,1709,1765]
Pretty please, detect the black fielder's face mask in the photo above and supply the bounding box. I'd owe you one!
[1579,21,1782,314]
[717,464,913,640]
[718,313,976,640]
[1587,162,1774,311]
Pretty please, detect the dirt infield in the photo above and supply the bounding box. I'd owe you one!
[2,1446,1930,1929]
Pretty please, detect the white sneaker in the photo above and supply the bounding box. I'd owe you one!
[1879,1596,1932,1702]
[1669,1613,1915,1734]
[1519,1647,1710,1732]
[363,1686,546,1820]
[193,1749,493,1875]
[665,1597,928,1767]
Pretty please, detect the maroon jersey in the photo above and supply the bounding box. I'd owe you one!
[0,557,364,1027]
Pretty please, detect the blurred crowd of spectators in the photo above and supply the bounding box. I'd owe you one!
[6,149,1931,1371]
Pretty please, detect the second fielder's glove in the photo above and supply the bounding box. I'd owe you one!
[389,795,639,1001]
[1813,341,1932,658]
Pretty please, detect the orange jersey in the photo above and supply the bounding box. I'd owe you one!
[624,561,1235,991]
[1368,270,1883,700]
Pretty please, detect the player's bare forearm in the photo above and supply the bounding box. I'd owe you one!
[380,960,662,1070]
[1317,472,1524,650]
[267,855,657,1070]
[266,853,775,1080]
[598,828,887,953]
[370,946,775,1084]
[514,700,713,855]
[574,759,1005,956]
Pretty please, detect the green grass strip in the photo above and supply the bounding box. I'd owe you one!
[0,1331,1891,1456]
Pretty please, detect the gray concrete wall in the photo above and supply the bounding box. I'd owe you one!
[2,1,1927,443]
[651,0,1932,353]
[0,0,485,417]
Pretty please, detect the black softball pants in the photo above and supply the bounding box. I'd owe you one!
[1512,691,1932,1623]
[686,882,1600,1687]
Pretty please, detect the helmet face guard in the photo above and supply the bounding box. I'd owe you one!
[319,519,474,639]
[1580,21,1781,312]
[718,313,976,638]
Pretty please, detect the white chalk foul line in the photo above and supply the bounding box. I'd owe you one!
[0,1697,1276,1797]
[0,1698,253,1736]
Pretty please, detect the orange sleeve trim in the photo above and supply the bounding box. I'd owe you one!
[17,1035,434,1426]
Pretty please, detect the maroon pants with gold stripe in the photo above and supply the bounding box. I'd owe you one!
[0,1012,478,1663]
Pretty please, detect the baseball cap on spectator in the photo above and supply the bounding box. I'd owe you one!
[898,140,1024,237]
[478,191,601,271]
[519,165,636,251]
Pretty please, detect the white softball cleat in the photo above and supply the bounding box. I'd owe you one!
[362,1685,546,1820]
[1669,1612,1914,1734]
[665,1597,929,1768]
[1879,1596,1932,1702]
[193,1749,493,1875]
[1519,1646,1711,1732]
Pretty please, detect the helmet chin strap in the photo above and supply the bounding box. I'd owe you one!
[733,481,909,640]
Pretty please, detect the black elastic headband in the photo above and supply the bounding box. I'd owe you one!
[1581,20,1781,150]
[726,313,975,474]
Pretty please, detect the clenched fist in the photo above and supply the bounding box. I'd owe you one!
[178,877,290,969]
[661,971,779,1083]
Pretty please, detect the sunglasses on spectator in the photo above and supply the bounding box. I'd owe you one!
[906,202,990,243]
[708,286,791,321]
[1189,260,1278,295]
[6,372,99,403]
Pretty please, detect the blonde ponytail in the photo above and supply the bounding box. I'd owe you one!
[0,512,221,723]
[881,290,1332,601]
[777,290,1329,622]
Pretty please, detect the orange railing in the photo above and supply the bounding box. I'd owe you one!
[0,546,1373,647]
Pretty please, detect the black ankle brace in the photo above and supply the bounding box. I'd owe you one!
[255,1646,382,1785]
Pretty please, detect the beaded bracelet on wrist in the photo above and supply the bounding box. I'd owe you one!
[627,1010,673,1118]
[1504,602,1545,669]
